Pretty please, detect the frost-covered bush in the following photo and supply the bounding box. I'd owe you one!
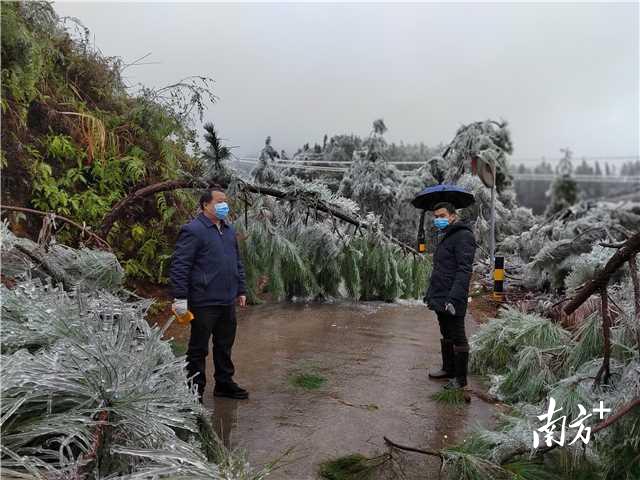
[391,163,438,244]
[500,200,640,290]
[251,154,281,185]
[1,223,124,290]
[228,147,431,303]
[461,263,640,480]
[564,246,622,292]
[236,200,431,303]
[0,229,262,479]
[339,150,403,227]
[498,345,562,403]
[470,307,571,376]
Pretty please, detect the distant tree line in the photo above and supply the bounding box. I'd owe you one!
[513,158,639,214]
[272,129,638,217]
[515,158,640,177]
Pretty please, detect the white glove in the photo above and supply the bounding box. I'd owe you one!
[173,299,188,316]
[445,302,456,315]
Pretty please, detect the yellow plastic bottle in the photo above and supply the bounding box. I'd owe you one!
[173,308,194,325]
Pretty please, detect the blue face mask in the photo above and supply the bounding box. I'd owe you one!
[433,218,449,230]
[213,202,229,220]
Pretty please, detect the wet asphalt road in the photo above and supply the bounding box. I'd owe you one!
[184,301,495,478]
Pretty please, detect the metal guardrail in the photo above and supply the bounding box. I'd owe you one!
[511,173,640,183]
[236,155,640,165]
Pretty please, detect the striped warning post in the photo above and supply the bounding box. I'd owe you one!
[493,256,504,301]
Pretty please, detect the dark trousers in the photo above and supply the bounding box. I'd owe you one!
[187,305,237,395]
[436,311,469,349]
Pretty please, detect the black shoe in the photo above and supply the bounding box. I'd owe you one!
[428,339,455,379]
[214,382,249,400]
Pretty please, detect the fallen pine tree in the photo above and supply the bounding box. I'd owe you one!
[0,222,267,479]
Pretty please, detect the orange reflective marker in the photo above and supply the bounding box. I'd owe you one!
[493,256,504,301]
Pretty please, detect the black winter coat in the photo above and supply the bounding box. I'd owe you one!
[424,222,477,316]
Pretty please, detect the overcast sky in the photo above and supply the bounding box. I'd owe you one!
[54,2,639,164]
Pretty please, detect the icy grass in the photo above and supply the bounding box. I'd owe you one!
[431,388,469,405]
[318,453,387,480]
[289,372,327,390]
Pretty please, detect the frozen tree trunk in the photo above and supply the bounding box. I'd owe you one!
[628,254,640,351]
[598,242,640,351]
[594,287,611,386]
[100,179,202,237]
[564,231,640,316]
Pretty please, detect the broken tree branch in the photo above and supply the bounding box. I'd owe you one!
[383,436,443,459]
[564,231,640,316]
[1,205,112,251]
[629,254,640,352]
[14,244,73,290]
[98,176,420,254]
[599,241,626,249]
[594,287,612,386]
[500,396,640,465]
[99,178,206,237]
[592,397,640,434]
[385,397,640,477]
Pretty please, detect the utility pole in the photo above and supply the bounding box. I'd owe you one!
[489,165,496,266]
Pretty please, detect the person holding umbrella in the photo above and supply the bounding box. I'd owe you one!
[412,186,477,390]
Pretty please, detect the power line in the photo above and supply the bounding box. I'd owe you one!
[236,158,640,165]
[231,158,640,184]
[512,155,639,162]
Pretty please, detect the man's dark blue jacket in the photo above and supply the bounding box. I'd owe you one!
[169,213,246,307]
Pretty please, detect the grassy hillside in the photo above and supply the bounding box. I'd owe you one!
[1,1,212,283]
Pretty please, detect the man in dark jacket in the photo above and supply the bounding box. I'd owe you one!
[170,188,249,401]
[424,201,477,390]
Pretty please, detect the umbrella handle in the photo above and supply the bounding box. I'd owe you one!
[417,211,426,253]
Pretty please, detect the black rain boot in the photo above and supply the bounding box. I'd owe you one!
[429,339,455,379]
[444,344,469,389]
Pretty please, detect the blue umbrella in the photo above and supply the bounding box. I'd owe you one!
[411,184,475,210]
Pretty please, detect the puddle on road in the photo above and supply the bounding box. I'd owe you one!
[178,302,497,479]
